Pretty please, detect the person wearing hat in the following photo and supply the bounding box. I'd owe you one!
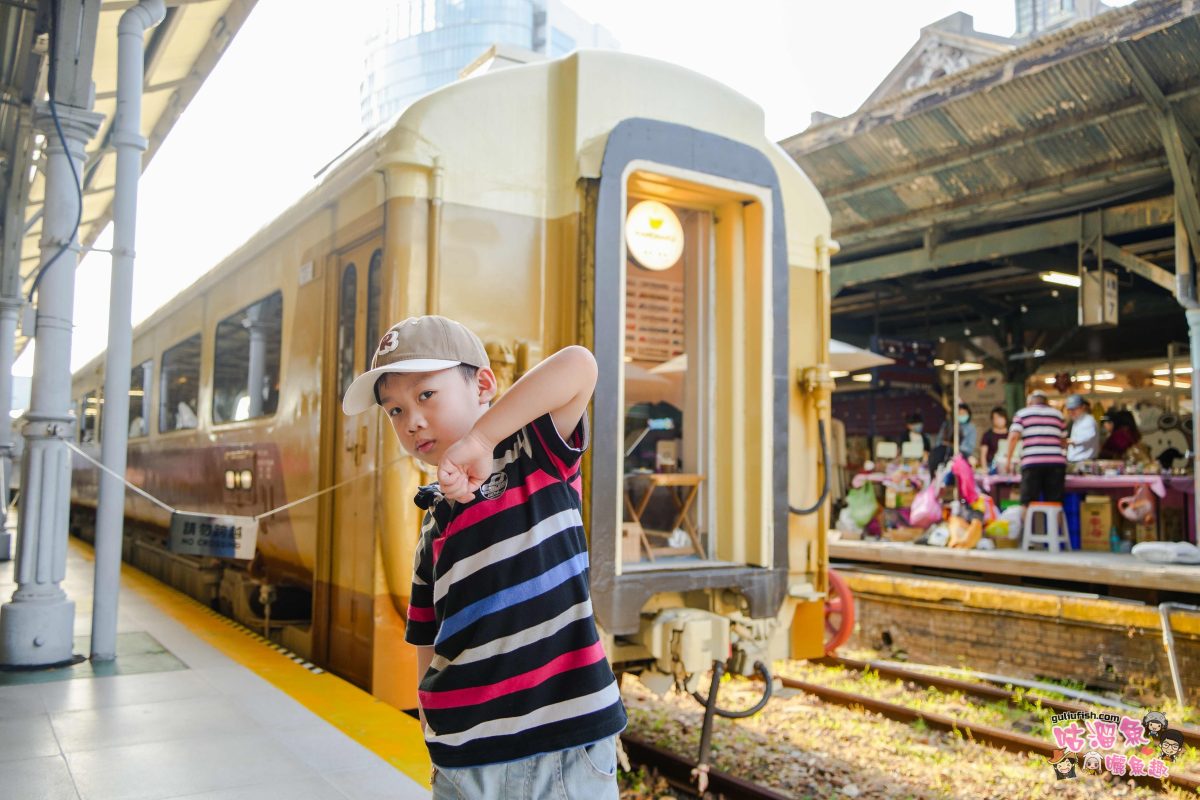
[1099,408,1141,459]
[343,315,626,796]
[1005,389,1068,506]
[1065,395,1099,463]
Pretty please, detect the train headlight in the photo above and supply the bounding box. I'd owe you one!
[225,470,236,491]
[239,470,253,491]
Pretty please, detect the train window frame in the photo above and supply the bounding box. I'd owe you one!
[159,333,202,434]
[128,359,153,440]
[364,250,383,367]
[611,160,777,576]
[79,388,102,444]
[211,290,284,427]
[337,264,357,400]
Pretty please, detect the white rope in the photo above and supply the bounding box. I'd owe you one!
[66,441,176,514]
[65,440,406,522]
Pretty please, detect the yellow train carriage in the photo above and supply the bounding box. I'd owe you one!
[70,50,834,713]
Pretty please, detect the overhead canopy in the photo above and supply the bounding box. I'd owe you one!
[0,0,257,345]
[782,0,1200,365]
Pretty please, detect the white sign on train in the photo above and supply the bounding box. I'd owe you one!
[168,512,258,560]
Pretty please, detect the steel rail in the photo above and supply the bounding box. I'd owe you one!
[620,734,793,800]
[819,655,1200,753]
[779,675,1200,794]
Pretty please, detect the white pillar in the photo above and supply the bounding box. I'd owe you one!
[0,299,18,561]
[91,0,166,663]
[0,102,104,666]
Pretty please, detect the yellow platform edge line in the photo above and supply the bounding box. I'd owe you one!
[844,572,1200,636]
[70,538,432,787]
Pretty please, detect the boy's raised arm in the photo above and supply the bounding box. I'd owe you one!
[438,346,597,501]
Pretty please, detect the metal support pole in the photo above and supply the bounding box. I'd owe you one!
[91,0,166,663]
[1187,308,1200,542]
[0,299,18,561]
[0,101,103,666]
[245,304,266,419]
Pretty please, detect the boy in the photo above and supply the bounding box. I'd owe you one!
[342,315,626,798]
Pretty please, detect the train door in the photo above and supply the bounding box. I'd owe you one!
[328,242,384,688]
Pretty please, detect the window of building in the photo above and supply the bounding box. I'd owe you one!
[550,27,576,57]
[159,334,201,432]
[80,389,101,443]
[129,360,152,438]
[213,291,283,424]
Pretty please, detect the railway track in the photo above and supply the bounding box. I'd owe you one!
[782,661,1200,794]
[620,734,791,800]
[819,654,1200,753]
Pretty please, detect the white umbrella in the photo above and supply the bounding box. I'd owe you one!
[650,353,686,374]
[830,339,895,372]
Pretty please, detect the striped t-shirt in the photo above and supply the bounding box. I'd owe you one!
[404,412,626,767]
[1010,404,1067,467]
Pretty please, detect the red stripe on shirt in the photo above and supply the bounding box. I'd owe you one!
[418,640,607,710]
[433,469,561,563]
[407,604,435,622]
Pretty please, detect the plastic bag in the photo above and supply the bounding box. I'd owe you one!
[846,484,879,527]
[836,506,863,538]
[950,454,979,505]
[908,472,944,529]
[1000,505,1024,539]
[1117,485,1155,525]
[1131,541,1200,564]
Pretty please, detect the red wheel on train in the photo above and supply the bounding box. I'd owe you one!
[824,568,855,654]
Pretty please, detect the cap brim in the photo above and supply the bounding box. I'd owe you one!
[342,359,461,415]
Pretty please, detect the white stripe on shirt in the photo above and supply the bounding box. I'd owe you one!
[429,599,594,672]
[433,508,582,604]
[425,682,622,747]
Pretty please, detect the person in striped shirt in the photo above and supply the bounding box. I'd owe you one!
[1004,389,1068,506]
[342,315,626,798]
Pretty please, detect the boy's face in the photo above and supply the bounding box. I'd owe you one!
[377,367,496,465]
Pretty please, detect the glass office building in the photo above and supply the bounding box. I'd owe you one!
[361,0,618,129]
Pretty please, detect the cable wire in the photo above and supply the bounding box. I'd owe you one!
[27,0,85,304]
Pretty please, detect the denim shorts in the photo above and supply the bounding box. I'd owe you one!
[432,735,619,799]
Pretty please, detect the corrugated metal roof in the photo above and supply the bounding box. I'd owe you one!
[782,0,1200,259]
[0,0,257,313]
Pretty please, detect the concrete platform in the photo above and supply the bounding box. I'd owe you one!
[830,539,1200,595]
[0,538,430,800]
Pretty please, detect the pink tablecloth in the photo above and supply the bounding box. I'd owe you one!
[983,473,1168,498]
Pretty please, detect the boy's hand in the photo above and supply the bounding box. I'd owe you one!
[438,431,494,502]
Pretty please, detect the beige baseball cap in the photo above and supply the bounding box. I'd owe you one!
[342,315,489,415]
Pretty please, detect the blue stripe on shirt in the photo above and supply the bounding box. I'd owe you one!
[435,550,590,644]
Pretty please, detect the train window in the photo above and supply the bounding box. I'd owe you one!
[338,265,357,399]
[80,389,101,443]
[128,360,152,438]
[364,250,382,367]
[212,291,283,424]
[159,334,201,432]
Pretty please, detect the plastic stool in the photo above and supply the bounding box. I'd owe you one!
[1022,502,1071,552]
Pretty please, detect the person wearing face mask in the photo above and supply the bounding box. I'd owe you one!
[897,412,931,455]
[953,402,978,460]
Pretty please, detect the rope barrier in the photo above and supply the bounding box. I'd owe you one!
[64,440,405,522]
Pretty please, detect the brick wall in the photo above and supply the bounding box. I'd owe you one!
[847,589,1200,707]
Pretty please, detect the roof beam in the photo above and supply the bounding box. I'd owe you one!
[830,196,1174,293]
[1100,240,1175,292]
[1114,41,1200,270]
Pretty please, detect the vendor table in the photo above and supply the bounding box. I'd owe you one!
[982,473,1169,497]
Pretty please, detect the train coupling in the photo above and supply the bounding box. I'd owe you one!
[637,608,731,694]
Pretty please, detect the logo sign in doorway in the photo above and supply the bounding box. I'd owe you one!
[626,200,684,271]
[169,512,259,560]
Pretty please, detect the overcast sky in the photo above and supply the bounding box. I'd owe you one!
[13,0,1134,380]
